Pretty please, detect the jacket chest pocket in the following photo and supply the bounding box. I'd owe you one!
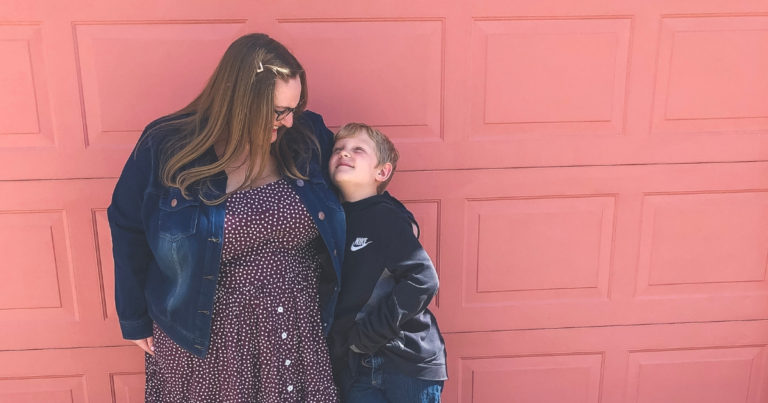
[158,188,200,241]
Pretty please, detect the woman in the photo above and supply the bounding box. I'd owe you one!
[108,33,344,402]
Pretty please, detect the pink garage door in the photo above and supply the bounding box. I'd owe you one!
[2,1,768,402]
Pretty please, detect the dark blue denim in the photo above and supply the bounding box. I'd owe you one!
[108,111,345,358]
[341,354,444,403]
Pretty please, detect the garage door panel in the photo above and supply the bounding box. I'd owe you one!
[0,209,78,325]
[0,179,126,350]
[637,191,768,292]
[0,377,86,403]
[389,162,768,332]
[627,347,764,403]
[0,23,52,147]
[443,321,768,403]
[74,21,246,148]
[653,16,768,133]
[111,372,146,403]
[470,17,630,138]
[463,354,603,403]
[279,19,444,141]
[4,7,768,181]
[465,196,613,297]
[0,347,144,403]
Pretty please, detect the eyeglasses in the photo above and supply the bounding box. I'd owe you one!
[274,106,298,122]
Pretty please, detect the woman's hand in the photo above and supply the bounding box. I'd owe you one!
[131,336,155,356]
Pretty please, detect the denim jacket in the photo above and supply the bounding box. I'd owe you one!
[108,111,345,358]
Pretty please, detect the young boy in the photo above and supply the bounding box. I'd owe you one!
[328,123,447,402]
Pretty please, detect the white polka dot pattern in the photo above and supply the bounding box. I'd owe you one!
[145,179,338,402]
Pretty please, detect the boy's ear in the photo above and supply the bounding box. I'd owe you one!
[375,162,393,184]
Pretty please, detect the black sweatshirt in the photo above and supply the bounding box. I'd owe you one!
[328,192,447,381]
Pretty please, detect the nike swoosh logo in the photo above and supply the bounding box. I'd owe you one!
[350,241,373,252]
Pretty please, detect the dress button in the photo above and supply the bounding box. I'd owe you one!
[277,306,283,313]
[318,211,325,220]
[287,385,294,392]
[285,359,291,366]
[296,179,304,187]
[281,332,287,339]
[170,198,178,207]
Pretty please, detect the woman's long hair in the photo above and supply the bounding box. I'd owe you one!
[148,33,316,204]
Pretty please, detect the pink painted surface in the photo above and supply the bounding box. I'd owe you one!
[1,1,768,402]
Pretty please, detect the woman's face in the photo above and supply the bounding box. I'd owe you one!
[272,76,302,142]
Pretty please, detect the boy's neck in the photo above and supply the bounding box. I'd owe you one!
[340,186,378,203]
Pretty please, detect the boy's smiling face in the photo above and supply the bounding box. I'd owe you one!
[329,131,392,201]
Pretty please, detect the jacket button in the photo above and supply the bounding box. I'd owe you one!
[318,211,325,220]
[333,249,337,256]
[296,179,304,187]
[170,198,178,207]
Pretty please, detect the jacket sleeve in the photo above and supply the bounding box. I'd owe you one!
[347,213,439,353]
[107,136,155,340]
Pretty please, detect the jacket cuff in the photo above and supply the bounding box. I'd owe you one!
[119,316,153,340]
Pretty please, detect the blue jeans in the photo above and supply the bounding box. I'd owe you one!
[341,354,444,403]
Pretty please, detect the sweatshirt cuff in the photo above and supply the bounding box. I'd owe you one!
[119,316,153,340]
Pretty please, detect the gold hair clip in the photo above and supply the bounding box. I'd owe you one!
[264,64,290,75]
[255,61,290,76]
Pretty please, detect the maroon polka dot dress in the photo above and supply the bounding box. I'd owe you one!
[145,179,339,402]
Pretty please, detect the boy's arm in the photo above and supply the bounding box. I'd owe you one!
[347,213,438,354]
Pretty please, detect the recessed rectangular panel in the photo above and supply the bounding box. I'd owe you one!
[111,372,145,403]
[485,32,615,123]
[471,18,630,137]
[0,376,85,402]
[654,16,768,134]
[638,192,768,294]
[0,39,38,133]
[465,196,614,300]
[0,178,123,350]
[0,346,143,401]
[463,354,603,403]
[0,24,52,147]
[74,21,246,147]
[0,212,66,310]
[627,347,763,403]
[447,321,768,403]
[278,19,443,140]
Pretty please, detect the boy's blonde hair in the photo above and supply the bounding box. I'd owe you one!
[335,123,399,193]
